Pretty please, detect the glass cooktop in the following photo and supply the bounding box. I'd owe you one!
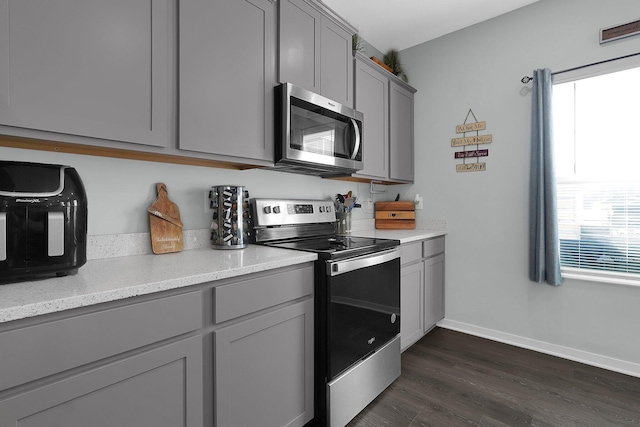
[265,235,399,259]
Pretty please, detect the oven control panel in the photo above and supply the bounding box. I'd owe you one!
[252,198,336,227]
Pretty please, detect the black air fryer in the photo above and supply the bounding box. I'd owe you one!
[0,161,88,282]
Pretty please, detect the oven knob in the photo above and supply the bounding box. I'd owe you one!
[273,206,281,214]
[326,205,332,213]
[263,206,272,214]
[319,206,325,213]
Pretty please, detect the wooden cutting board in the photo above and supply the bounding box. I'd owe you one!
[148,183,184,254]
[375,201,416,230]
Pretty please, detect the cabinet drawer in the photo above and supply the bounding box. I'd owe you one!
[0,336,203,427]
[214,265,314,324]
[423,236,445,258]
[401,241,422,265]
[0,291,202,391]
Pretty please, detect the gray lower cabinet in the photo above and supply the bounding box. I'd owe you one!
[0,0,173,148]
[278,0,355,107]
[0,336,203,427]
[424,253,445,330]
[211,265,315,427]
[400,236,445,351]
[0,291,204,426]
[214,300,314,427]
[353,53,416,183]
[400,260,424,351]
[0,262,315,427]
[179,0,276,163]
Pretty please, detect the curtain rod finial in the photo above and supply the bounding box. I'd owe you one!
[521,76,533,84]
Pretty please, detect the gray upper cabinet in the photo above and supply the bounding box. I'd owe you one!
[320,13,354,108]
[353,54,389,179]
[353,53,416,183]
[278,0,355,107]
[278,0,321,94]
[390,81,416,182]
[179,0,276,163]
[0,0,173,148]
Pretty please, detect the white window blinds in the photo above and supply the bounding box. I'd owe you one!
[553,60,640,276]
[557,180,640,273]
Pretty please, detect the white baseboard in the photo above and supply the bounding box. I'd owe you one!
[437,319,640,379]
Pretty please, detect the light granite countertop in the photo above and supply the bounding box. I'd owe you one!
[0,245,317,324]
[0,227,446,324]
[350,228,446,244]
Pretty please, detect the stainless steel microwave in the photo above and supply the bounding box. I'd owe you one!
[273,82,364,178]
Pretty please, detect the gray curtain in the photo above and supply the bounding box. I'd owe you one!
[529,68,562,286]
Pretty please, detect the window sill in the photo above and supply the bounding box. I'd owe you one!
[562,267,640,287]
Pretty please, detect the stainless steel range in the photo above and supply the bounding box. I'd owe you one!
[252,199,401,427]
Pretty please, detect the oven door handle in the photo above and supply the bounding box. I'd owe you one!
[327,248,400,276]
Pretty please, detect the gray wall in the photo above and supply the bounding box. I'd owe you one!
[402,0,640,372]
[0,148,393,235]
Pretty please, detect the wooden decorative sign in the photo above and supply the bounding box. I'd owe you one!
[451,135,493,147]
[456,121,486,133]
[601,19,640,44]
[454,149,489,159]
[452,109,491,173]
[456,163,486,172]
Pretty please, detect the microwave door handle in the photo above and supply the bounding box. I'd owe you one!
[349,118,361,160]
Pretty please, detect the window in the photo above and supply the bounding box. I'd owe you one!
[553,57,640,283]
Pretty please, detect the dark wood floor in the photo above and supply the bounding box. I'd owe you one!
[347,328,640,427]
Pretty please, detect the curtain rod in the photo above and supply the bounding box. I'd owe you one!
[520,51,640,83]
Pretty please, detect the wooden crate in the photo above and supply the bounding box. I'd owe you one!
[375,201,416,229]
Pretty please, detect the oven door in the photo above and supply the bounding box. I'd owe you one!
[325,248,400,380]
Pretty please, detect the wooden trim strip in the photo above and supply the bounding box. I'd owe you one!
[0,135,261,170]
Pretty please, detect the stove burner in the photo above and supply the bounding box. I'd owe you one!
[328,237,348,249]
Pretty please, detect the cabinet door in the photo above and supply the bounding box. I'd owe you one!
[278,0,321,93]
[389,81,415,182]
[0,336,203,427]
[0,0,172,147]
[214,299,314,427]
[354,55,389,180]
[400,261,424,352]
[179,0,276,162]
[320,19,353,107]
[424,254,445,332]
